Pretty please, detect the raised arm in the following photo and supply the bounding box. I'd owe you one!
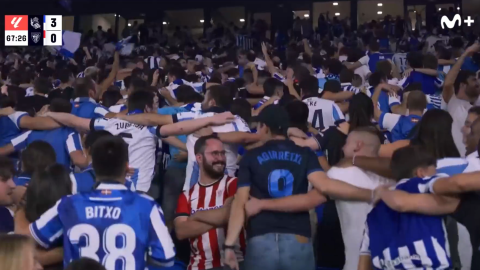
[98,51,120,98]
[443,43,480,103]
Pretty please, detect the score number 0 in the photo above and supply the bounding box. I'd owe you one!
[44,15,62,46]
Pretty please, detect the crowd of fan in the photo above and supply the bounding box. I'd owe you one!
[2,9,480,270]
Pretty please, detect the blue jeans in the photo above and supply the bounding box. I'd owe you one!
[245,233,315,270]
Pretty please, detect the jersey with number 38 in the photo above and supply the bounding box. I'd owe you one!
[303,97,345,130]
[89,118,161,192]
[29,183,175,270]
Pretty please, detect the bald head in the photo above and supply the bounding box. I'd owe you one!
[343,127,381,158]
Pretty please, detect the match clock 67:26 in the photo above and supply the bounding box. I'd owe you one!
[5,30,28,46]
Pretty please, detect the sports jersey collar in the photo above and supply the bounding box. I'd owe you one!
[74,97,96,104]
[202,106,226,113]
[96,183,128,190]
[127,110,144,115]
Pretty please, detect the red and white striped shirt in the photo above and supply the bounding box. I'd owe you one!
[176,175,246,270]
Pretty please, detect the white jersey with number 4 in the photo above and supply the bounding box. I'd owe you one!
[303,97,345,130]
[90,117,160,192]
[173,111,250,191]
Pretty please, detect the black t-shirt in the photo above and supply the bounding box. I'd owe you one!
[319,127,348,166]
[49,87,75,102]
[452,193,480,269]
[238,139,322,239]
[16,94,49,116]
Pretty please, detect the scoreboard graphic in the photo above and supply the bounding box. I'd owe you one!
[5,15,62,46]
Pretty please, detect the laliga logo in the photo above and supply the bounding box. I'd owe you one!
[441,14,475,29]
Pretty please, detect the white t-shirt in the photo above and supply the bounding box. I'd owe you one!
[303,97,345,130]
[447,95,472,157]
[329,166,394,270]
[174,111,250,191]
[90,117,159,192]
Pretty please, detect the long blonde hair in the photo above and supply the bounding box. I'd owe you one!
[0,234,35,270]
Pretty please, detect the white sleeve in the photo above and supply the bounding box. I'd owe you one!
[359,223,371,255]
[233,116,251,132]
[379,112,401,132]
[173,111,198,123]
[69,173,78,195]
[94,106,109,116]
[8,111,28,129]
[90,118,111,131]
[331,103,345,122]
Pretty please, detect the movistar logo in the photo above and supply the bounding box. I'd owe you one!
[441,14,475,29]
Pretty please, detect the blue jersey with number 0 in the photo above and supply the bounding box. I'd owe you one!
[29,183,175,270]
[360,175,451,269]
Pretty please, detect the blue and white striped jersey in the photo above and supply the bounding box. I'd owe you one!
[89,115,161,192]
[436,154,480,176]
[360,175,451,269]
[11,127,83,169]
[253,96,279,110]
[71,97,109,119]
[303,96,345,130]
[378,113,421,142]
[340,83,361,94]
[29,183,175,270]
[69,165,136,194]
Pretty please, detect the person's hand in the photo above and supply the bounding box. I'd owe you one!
[245,197,263,217]
[210,112,235,125]
[465,42,480,56]
[153,69,160,82]
[224,248,239,270]
[173,151,188,162]
[36,105,50,117]
[194,127,214,138]
[372,185,389,205]
[159,88,170,97]
[403,68,412,78]
[261,42,268,55]
[126,167,136,177]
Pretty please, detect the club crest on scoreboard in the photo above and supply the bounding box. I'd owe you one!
[30,17,41,29]
[31,32,41,43]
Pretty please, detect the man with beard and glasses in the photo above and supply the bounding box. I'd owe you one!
[174,135,245,270]
[442,43,480,157]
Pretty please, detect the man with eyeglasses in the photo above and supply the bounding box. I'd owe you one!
[174,134,245,270]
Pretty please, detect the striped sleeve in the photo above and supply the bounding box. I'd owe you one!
[148,204,176,267]
[359,224,371,255]
[94,105,109,117]
[29,199,64,249]
[66,132,83,153]
[11,130,32,151]
[7,111,28,129]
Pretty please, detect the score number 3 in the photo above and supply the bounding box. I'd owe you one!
[69,224,136,270]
